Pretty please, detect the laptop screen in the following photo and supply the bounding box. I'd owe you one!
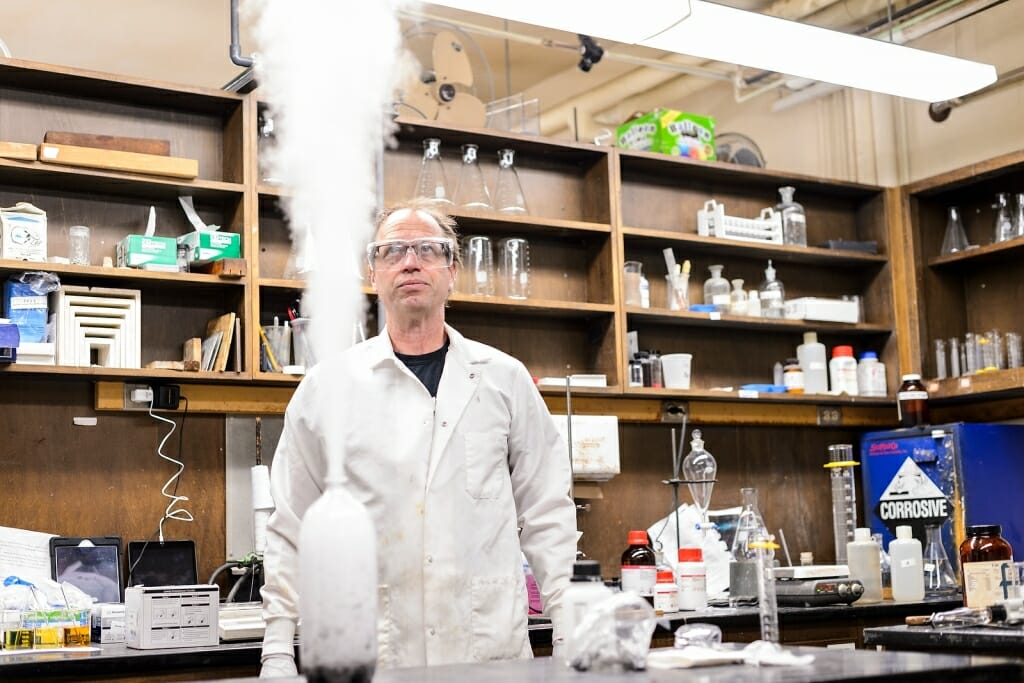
[51,537,123,603]
[126,540,199,587]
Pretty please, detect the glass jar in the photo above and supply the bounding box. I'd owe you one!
[703,265,730,311]
[959,524,1014,608]
[783,358,804,394]
[897,374,930,427]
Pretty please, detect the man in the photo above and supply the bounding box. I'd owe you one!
[260,200,576,676]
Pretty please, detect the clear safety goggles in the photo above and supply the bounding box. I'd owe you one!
[366,237,454,270]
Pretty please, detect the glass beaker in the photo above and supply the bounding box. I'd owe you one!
[1007,332,1023,369]
[993,193,1014,243]
[940,206,969,255]
[452,143,491,211]
[934,339,947,379]
[923,522,959,597]
[493,148,529,215]
[68,225,91,265]
[1015,193,1024,238]
[623,261,644,306]
[461,235,494,296]
[414,138,453,207]
[497,237,529,299]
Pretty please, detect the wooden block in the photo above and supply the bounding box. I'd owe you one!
[38,143,199,179]
[145,360,185,371]
[194,258,247,278]
[183,337,203,366]
[182,359,201,372]
[0,141,39,161]
[44,131,171,156]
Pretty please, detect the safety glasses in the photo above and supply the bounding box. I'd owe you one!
[366,237,454,270]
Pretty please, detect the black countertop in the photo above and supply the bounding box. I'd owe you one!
[205,647,1024,682]
[864,624,1024,655]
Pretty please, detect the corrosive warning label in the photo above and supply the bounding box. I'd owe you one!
[874,457,950,532]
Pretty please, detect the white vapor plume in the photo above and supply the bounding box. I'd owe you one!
[247,0,410,368]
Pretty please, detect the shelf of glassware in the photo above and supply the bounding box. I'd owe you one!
[624,306,892,335]
[925,367,1024,402]
[928,235,1024,268]
[621,384,894,406]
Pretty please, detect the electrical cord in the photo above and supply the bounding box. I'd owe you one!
[148,396,193,543]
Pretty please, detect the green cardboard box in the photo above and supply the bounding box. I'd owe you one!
[653,110,716,161]
[178,230,241,265]
[116,234,178,270]
[615,111,660,151]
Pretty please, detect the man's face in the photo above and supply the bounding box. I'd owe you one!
[368,209,457,319]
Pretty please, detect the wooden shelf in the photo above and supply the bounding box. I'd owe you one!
[625,306,891,335]
[259,277,307,290]
[0,157,244,201]
[2,364,247,382]
[0,259,246,288]
[622,227,885,266]
[927,236,1024,269]
[449,294,615,318]
[252,371,303,385]
[0,57,243,114]
[452,210,610,235]
[624,385,893,405]
[925,367,1024,402]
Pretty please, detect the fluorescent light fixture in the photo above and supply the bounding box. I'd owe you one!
[428,0,997,102]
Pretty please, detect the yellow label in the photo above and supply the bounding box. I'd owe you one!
[962,560,1009,608]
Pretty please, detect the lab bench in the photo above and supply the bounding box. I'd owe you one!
[864,624,1024,657]
[0,598,960,681]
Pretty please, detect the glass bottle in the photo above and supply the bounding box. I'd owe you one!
[730,487,767,607]
[414,138,453,207]
[299,479,378,681]
[1015,193,1024,238]
[993,193,1014,243]
[776,186,807,247]
[493,148,529,215]
[729,278,746,315]
[897,374,930,428]
[703,264,730,311]
[923,522,959,598]
[452,143,491,211]
[959,524,1013,608]
[940,206,970,255]
[621,530,657,603]
[758,260,785,319]
[682,429,717,531]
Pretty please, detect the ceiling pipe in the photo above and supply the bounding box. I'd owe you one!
[929,64,1024,121]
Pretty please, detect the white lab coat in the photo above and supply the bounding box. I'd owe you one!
[261,325,576,669]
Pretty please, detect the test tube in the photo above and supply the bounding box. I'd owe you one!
[934,339,947,379]
[949,337,961,377]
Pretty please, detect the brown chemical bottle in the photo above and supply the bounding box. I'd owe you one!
[959,524,1014,608]
[897,374,930,427]
[620,530,656,604]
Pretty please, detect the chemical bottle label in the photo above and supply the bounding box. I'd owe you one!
[897,391,928,401]
[620,566,656,596]
[963,560,1012,608]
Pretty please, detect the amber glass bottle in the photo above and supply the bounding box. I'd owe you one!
[959,524,1013,608]
[620,530,656,602]
[897,374,930,427]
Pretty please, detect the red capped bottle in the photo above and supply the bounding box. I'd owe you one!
[620,530,656,603]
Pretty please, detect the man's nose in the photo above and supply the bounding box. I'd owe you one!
[400,246,421,269]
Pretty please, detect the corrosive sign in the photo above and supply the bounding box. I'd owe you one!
[874,457,950,534]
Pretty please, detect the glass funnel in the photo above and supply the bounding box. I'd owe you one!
[452,143,491,211]
[940,206,969,255]
[923,522,959,597]
[682,429,717,530]
[493,148,529,215]
[414,138,453,207]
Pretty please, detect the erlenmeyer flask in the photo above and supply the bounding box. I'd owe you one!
[940,206,969,255]
[682,429,717,530]
[453,143,491,211]
[730,487,766,607]
[493,148,529,215]
[414,138,453,207]
[993,193,1014,243]
[923,522,959,597]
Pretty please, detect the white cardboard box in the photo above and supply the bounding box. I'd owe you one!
[551,414,620,481]
[784,297,860,324]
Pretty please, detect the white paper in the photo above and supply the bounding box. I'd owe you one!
[178,196,219,232]
[0,525,56,584]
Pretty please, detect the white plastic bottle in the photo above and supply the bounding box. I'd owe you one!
[677,547,708,611]
[562,560,613,663]
[889,525,925,602]
[857,351,888,397]
[847,527,883,604]
[797,331,828,394]
[829,345,859,396]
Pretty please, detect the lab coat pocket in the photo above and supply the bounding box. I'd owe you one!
[469,575,528,661]
[377,584,396,669]
[464,432,508,500]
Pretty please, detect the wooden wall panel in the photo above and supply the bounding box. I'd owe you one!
[576,423,865,580]
[0,378,227,586]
